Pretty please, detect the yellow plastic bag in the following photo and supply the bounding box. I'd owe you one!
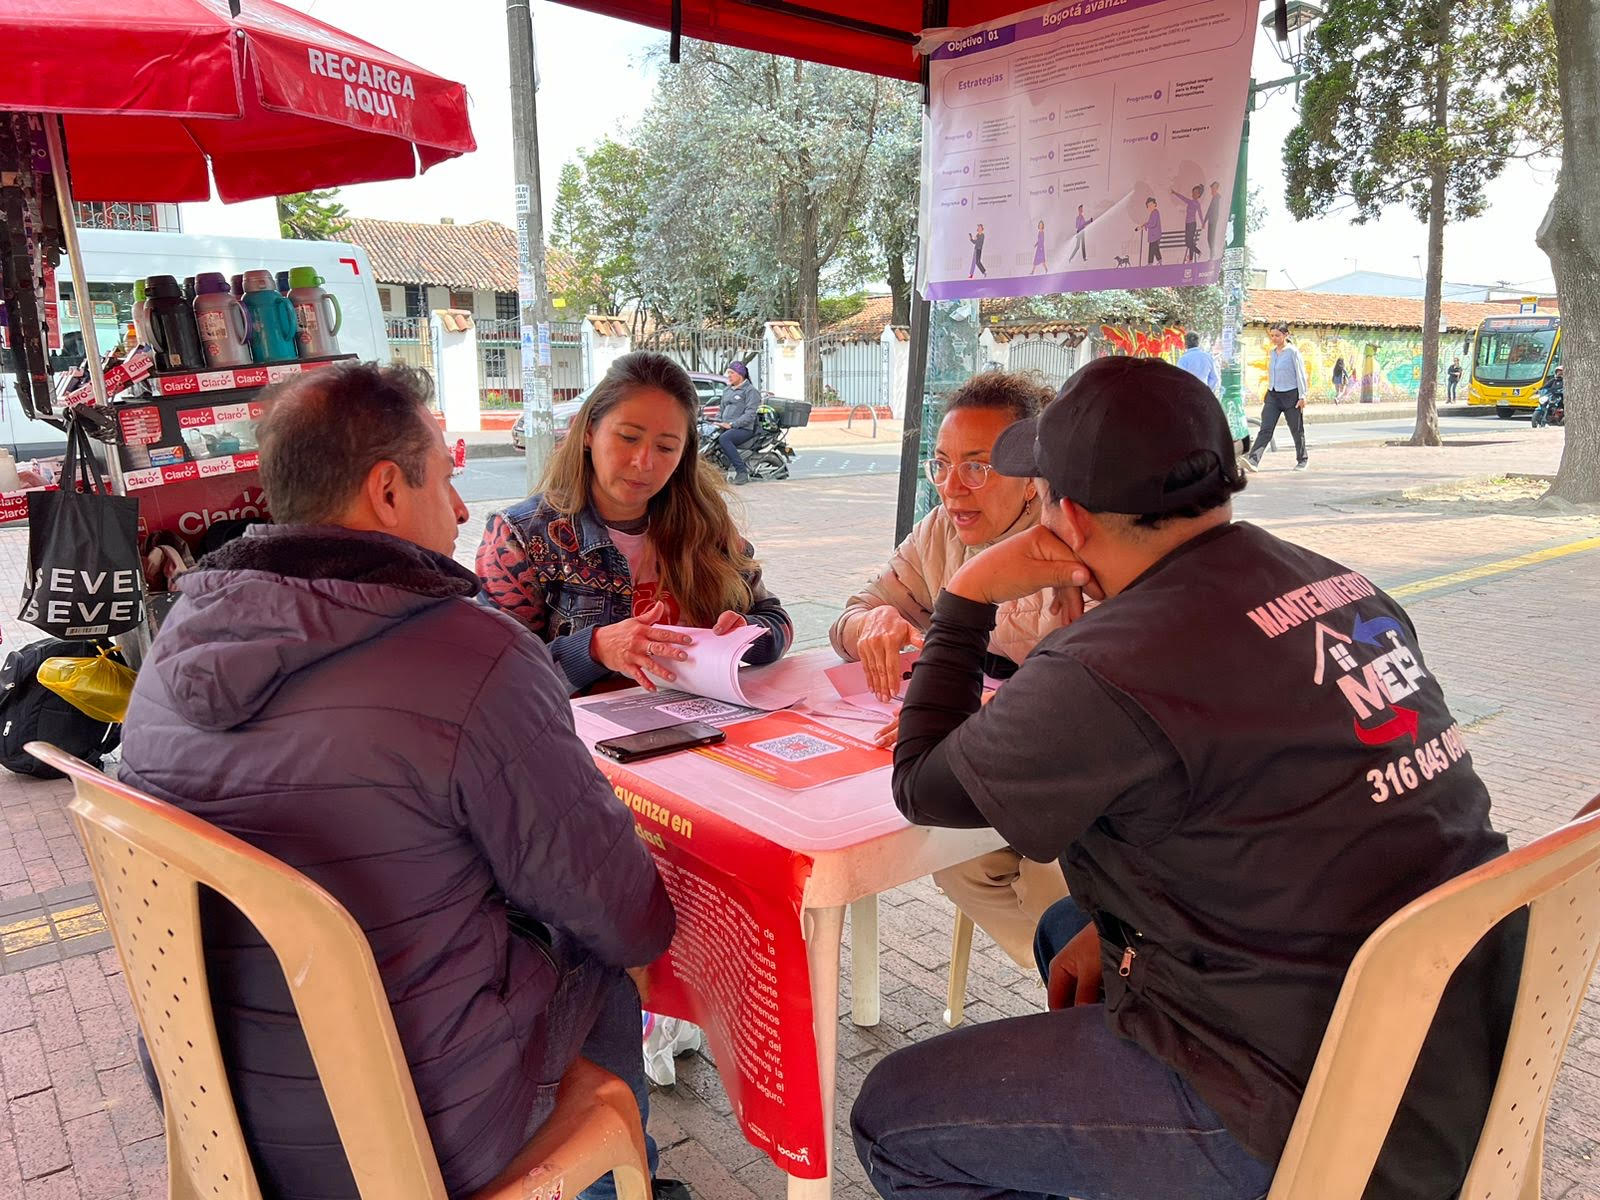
[37,649,136,724]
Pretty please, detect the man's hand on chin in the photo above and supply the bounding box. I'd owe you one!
[946,525,1104,622]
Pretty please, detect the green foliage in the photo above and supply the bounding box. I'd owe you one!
[1284,0,1558,226]
[817,292,870,326]
[999,284,1223,333]
[548,138,658,317]
[275,189,350,241]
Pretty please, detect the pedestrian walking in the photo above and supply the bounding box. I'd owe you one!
[1447,357,1463,403]
[1332,356,1349,404]
[1245,321,1309,470]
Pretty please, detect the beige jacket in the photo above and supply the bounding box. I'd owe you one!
[829,503,1064,668]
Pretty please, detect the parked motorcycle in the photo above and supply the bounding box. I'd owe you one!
[699,398,809,481]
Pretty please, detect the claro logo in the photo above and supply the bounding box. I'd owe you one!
[176,488,269,536]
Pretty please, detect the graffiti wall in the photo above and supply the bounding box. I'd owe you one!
[1239,323,1475,405]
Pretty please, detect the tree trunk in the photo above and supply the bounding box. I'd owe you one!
[888,249,911,327]
[1411,0,1451,447]
[1540,0,1600,502]
[800,195,822,405]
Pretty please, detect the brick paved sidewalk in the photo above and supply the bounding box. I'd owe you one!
[3,432,1600,1198]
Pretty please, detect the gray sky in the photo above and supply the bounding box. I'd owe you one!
[221,0,1558,295]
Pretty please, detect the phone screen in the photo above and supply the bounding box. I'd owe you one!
[596,720,726,763]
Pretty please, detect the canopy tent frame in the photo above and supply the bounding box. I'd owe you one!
[548,0,1290,541]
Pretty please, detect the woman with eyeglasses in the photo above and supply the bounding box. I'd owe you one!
[829,370,1070,971]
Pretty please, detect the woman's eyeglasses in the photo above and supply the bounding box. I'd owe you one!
[924,459,996,489]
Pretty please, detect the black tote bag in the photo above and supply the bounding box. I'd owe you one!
[19,418,143,639]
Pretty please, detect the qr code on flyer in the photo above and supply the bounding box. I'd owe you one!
[658,698,739,722]
[751,733,843,762]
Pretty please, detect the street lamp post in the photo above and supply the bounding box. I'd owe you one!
[1219,2,1323,444]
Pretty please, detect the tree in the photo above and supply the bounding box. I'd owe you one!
[275,189,350,240]
[548,140,659,324]
[866,88,923,327]
[1538,0,1599,501]
[1284,0,1558,445]
[635,44,915,402]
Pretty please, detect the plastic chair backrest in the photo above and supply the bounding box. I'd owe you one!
[1268,804,1600,1200]
[31,742,449,1200]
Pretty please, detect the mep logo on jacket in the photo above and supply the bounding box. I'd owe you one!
[1245,568,1469,801]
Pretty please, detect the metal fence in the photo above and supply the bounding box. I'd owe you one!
[815,333,883,410]
[641,324,765,389]
[1007,337,1083,392]
[477,318,586,405]
[385,316,435,379]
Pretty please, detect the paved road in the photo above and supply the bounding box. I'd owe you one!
[457,413,1544,503]
[455,443,903,503]
[1287,410,1544,450]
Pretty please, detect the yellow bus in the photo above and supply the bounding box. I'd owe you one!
[1467,313,1562,418]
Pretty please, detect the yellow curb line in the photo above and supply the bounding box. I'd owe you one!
[1389,534,1600,601]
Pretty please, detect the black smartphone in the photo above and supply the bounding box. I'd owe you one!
[595,720,727,764]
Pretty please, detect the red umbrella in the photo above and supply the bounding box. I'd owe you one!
[1,0,476,202]
[0,0,476,411]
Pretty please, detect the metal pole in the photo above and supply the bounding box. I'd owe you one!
[507,0,557,493]
[895,0,946,546]
[43,118,107,413]
[1217,92,1252,445]
[896,272,931,546]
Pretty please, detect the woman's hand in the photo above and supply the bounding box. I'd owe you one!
[590,601,693,691]
[711,610,748,636]
[857,605,923,702]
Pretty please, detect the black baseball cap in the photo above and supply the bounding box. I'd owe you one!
[990,356,1241,514]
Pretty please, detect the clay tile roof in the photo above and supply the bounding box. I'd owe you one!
[1242,289,1516,333]
[821,295,894,338]
[587,314,630,337]
[986,321,1089,340]
[437,309,473,333]
[768,320,804,343]
[341,217,576,295]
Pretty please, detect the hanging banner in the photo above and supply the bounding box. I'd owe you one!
[596,759,827,1179]
[920,0,1256,300]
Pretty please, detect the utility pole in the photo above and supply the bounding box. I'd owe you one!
[1217,95,1252,450]
[507,0,556,490]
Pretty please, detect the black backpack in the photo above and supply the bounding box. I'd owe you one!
[0,637,122,778]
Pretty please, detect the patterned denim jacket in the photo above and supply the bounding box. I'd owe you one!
[476,494,793,694]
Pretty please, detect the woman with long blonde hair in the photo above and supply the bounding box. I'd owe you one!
[478,351,792,694]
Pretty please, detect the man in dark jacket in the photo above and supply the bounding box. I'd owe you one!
[119,363,687,1200]
[851,357,1521,1200]
[715,360,761,484]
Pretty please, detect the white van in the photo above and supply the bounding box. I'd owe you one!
[1,229,388,455]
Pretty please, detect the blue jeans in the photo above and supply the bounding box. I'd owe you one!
[850,897,1274,1199]
[717,426,756,475]
[523,941,660,1200]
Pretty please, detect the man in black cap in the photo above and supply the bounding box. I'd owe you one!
[850,356,1520,1200]
[715,360,761,485]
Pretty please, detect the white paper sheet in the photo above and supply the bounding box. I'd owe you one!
[643,624,806,711]
[822,652,919,720]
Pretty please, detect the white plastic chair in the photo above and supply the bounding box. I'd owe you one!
[34,741,650,1200]
[1268,802,1600,1199]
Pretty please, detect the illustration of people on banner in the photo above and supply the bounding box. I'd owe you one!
[919,0,1257,301]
